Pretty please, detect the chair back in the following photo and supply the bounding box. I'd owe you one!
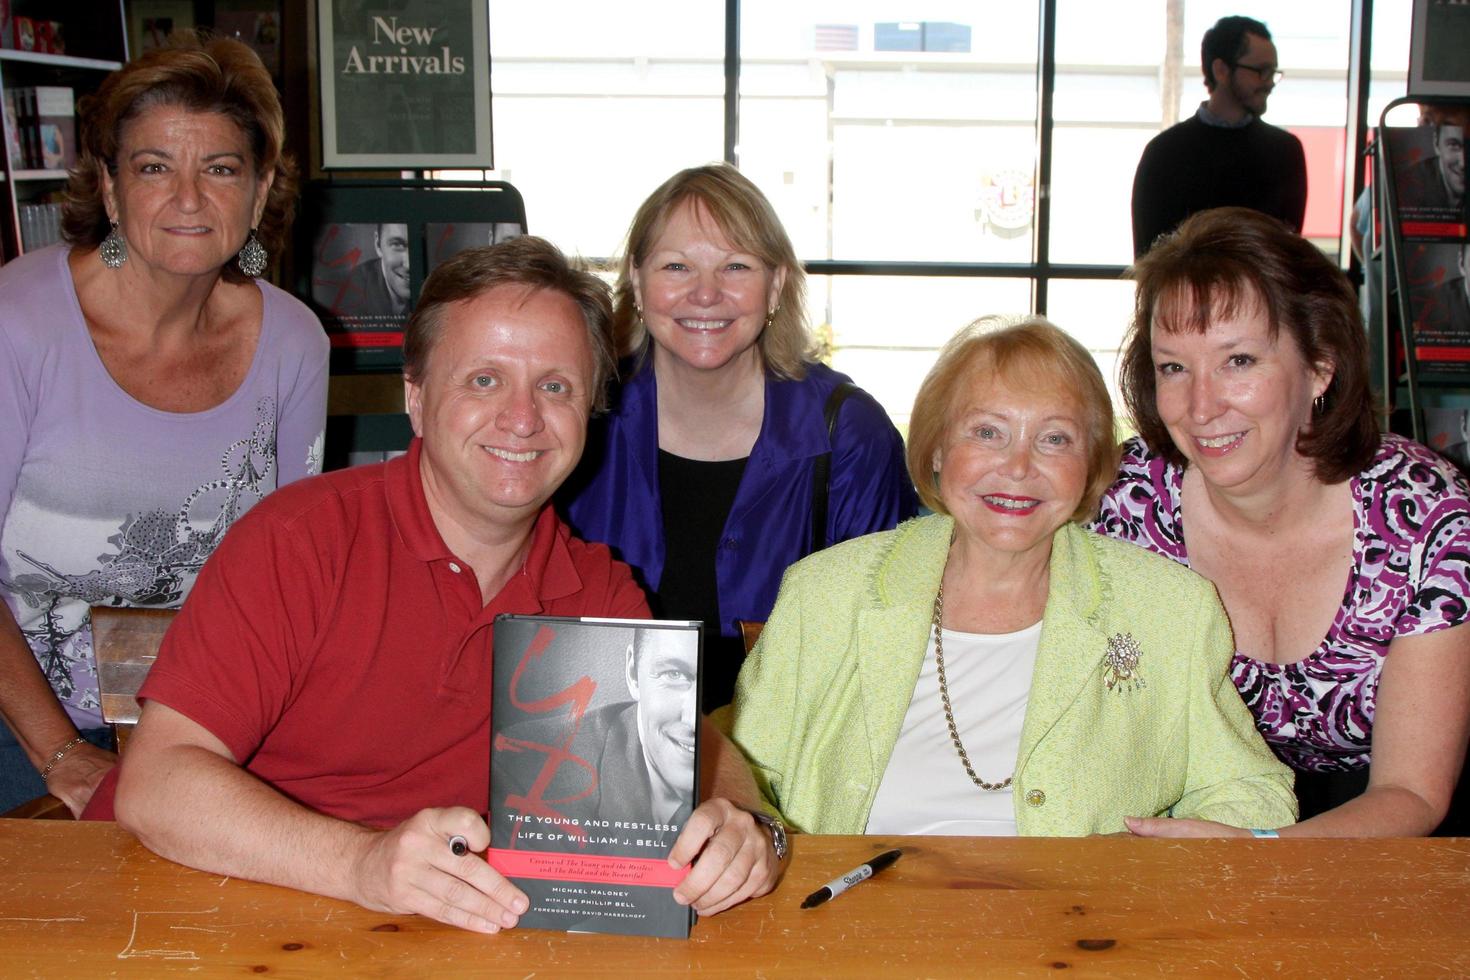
[91,606,176,754]
[1,606,174,820]
[737,620,764,656]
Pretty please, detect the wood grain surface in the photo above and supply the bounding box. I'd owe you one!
[1,821,1467,977]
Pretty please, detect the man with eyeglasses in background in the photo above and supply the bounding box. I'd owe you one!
[1131,15,1307,258]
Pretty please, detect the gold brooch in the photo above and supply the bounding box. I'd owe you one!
[1103,633,1145,692]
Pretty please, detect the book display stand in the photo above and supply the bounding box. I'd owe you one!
[1368,94,1470,453]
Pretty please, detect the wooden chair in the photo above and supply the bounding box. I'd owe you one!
[0,606,174,820]
[737,620,764,656]
[91,607,175,754]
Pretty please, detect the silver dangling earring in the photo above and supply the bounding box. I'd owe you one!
[237,228,268,277]
[1313,394,1326,416]
[99,221,127,268]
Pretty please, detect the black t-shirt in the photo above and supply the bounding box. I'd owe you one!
[654,450,748,712]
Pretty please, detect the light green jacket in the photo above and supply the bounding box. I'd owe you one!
[725,515,1297,835]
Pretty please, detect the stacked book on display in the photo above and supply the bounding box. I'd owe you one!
[488,615,702,939]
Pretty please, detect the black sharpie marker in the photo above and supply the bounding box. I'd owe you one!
[801,849,902,909]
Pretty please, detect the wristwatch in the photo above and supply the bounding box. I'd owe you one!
[749,810,788,862]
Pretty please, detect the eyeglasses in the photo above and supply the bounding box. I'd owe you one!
[1232,62,1284,84]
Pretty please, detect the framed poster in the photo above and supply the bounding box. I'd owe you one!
[128,0,195,58]
[317,0,493,169]
[1409,0,1470,98]
[295,180,526,371]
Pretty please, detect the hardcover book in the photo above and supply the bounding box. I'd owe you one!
[1386,125,1469,241]
[309,220,413,347]
[488,615,701,938]
[31,87,75,171]
[14,87,37,169]
[1406,240,1470,379]
[3,90,22,168]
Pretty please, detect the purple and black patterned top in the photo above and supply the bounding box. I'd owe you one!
[1090,434,1470,772]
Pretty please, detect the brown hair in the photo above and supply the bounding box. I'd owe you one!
[403,236,617,413]
[907,316,1118,522]
[61,31,297,283]
[1121,207,1377,484]
[616,163,811,379]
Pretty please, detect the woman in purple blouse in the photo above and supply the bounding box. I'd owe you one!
[0,35,327,817]
[1093,207,1470,836]
[560,165,915,711]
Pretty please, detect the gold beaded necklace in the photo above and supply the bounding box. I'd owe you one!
[932,584,1013,792]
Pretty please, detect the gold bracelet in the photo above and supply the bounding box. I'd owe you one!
[39,736,87,781]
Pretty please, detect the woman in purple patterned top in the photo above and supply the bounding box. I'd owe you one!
[0,36,327,818]
[1093,208,1470,837]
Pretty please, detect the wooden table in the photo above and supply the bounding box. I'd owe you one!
[2,822,1468,977]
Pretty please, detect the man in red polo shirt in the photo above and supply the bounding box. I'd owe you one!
[107,237,783,933]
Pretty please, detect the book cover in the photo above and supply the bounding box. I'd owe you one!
[488,616,701,939]
[32,86,75,171]
[1407,240,1470,379]
[309,221,412,355]
[1386,125,1468,241]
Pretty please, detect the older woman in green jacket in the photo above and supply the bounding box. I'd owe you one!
[726,318,1295,836]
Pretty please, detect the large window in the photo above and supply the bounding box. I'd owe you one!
[483,1,1387,424]
[484,3,725,259]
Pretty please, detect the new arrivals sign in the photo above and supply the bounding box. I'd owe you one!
[318,0,492,169]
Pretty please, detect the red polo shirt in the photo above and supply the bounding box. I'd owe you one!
[86,439,647,826]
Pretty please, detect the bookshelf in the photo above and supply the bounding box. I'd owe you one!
[0,2,129,262]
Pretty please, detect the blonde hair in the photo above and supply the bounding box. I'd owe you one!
[907,316,1118,522]
[615,163,811,379]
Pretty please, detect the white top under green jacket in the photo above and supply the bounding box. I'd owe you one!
[725,515,1298,835]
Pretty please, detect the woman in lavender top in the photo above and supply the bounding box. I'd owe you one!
[0,35,328,817]
[1094,208,1470,837]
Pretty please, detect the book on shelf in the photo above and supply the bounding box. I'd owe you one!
[3,89,21,168]
[488,615,702,939]
[32,87,76,171]
[2,86,75,171]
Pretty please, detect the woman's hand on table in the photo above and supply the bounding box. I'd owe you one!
[1124,816,1254,838]
[668,798,783,915]
[44,742,118,817]
[349,807,528,934]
